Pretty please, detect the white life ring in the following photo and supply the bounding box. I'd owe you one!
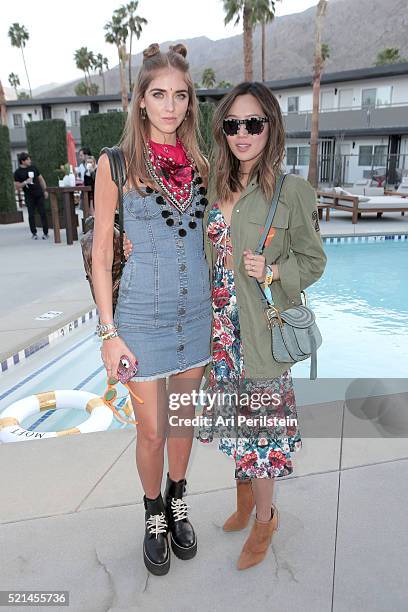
[0,390,122,443]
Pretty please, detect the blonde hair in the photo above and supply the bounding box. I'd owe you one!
[212,82,286,202]
[119,43,208,192]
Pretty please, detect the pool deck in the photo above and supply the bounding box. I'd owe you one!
[1,206,408,610]
[1,390,408,611]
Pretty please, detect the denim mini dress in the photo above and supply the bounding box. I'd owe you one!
[113,187,212,381]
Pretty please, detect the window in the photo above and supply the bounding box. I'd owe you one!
[13,114,23,128]
[358,145,373,166]
[287,96,299,114]
[321,91,334,111]
[373,145,387,167]
[42,105,52,119]
[362,88,376,108]
[70,110,80,125]
[338,88,353,109]
[376,86,392,106]
[107,108,119,113]
[286,147,298,166]
[298,146,310,166]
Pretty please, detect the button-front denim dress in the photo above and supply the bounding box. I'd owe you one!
[113,188,212,381]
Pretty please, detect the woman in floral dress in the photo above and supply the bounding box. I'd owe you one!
[200,202,302,480]
[198,81,327,571]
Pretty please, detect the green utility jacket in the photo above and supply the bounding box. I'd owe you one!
[203,173,327,381]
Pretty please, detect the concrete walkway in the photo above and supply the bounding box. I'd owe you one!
[0,207,94,363]
[1,394,407,611]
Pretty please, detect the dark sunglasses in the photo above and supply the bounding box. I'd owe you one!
[222,117,269,136]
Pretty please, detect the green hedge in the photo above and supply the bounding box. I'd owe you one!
[198,102,215,157]
[0,126,17,214]
[26,119,67,188]
[80,112,127,159]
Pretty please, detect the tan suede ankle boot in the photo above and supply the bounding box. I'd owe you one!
[236,504,279,570]
[223,480,255,532]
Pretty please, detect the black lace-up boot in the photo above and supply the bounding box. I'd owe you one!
[143,493,170,575]
[164,473,197,560]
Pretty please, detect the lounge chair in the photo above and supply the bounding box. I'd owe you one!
[317,187,408,224]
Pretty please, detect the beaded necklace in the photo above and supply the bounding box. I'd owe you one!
[143,138,208,237]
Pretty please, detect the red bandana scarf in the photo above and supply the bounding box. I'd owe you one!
[147,138,194,209]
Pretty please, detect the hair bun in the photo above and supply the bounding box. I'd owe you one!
[143,43,160,60]
[169,43,187,58]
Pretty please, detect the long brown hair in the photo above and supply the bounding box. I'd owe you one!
[212,82,286,202]
[119,43,208,192]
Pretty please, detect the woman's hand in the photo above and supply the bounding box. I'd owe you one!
[243,249,267,282]
[100,335,137,379]
[123,231,133,260]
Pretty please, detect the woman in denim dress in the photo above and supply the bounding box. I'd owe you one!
[92,43,211,576]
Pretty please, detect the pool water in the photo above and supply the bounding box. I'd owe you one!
[1,240,406,434]
[293,240,408,378]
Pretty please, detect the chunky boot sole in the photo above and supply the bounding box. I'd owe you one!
[143,543,171,576]
[170,534,197,560]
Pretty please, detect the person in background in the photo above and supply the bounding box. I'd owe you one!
[83,155,97,213]
[77,147,93,213]
[77,147,92,182]
[14,152,49,240]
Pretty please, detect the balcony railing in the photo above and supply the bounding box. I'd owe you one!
[283,102,408,133]
[9,126,27,144]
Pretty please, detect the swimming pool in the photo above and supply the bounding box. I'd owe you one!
[1,239,406,435]
[293,239,408,378]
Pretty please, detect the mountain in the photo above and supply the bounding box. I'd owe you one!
[5,83,60,100]
[36,0,408,99]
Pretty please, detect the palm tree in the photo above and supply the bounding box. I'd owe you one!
[375,47,404,66]
[74,47,96,94]
[253,0,280,82]
[74,82,88,96]
[94,53,109,95]
[8,23,32,97]
[8,72,20,98]
[202,68,217,89]
[307,0,329,189]
[105,8,129,111]
[223,0,256,81]
[124,1,147,92]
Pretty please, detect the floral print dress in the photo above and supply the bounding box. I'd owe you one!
[198,203,302,480]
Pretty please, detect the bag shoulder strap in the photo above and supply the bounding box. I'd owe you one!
[100,146,127,188]
[253,173,288,307]
[255,173,287,256]
[100,146,127,270]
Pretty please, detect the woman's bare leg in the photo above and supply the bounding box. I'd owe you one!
[251,478,275,522]
[127,378,168,499]
[166,366,205,481]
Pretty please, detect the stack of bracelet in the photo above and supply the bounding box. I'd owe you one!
[96,322,118,341]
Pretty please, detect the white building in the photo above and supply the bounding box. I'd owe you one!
[6,62,408,186]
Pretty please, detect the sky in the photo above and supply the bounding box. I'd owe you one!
[2,0,319,92]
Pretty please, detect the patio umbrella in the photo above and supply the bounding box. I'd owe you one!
[66,131,77,168]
